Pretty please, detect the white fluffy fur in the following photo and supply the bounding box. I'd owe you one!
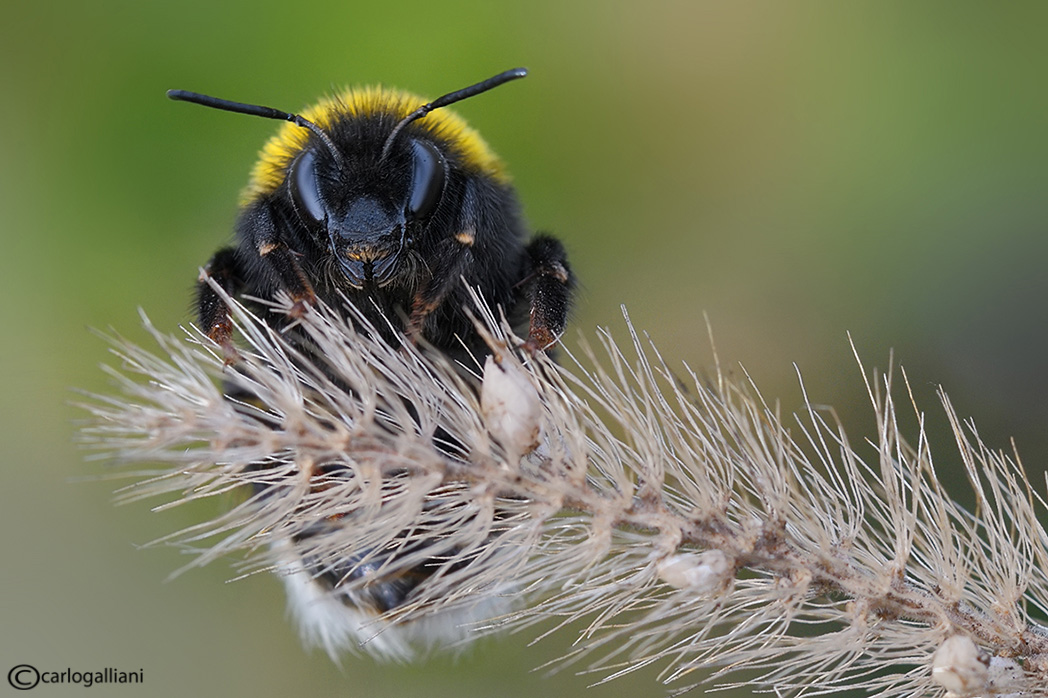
[275,541,511,662]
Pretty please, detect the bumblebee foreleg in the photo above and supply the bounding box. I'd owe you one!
[407,233,476,340]
[244,205,317,318]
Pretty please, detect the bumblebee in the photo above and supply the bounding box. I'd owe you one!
[170,68,573,367]
[169,69,574,658]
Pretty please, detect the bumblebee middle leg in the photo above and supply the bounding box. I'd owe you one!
[197,246,245,360]
[520,234,574,353]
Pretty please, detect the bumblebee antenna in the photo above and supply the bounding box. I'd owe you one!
[380,67,528,160]
[167,89,343,165]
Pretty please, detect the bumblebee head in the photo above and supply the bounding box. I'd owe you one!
[277,110,455,288]
[168,68,527,289]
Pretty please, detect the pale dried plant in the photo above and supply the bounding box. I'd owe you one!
[81,292,1048,697]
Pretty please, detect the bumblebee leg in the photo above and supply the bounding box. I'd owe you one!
[407,234,475,339]
[407,178,488,340]
[197,246,244,362]
[240,204,318,318]
[521,235,574,353]
[256,240,317,318]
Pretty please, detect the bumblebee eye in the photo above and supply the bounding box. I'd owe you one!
[289,149,325,223]
[407,139,447,220]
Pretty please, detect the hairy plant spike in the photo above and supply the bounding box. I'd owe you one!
[80,294,1048,696]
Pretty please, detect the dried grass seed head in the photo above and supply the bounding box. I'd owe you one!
[81,293,1048,696]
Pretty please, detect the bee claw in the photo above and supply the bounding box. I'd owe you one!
[521,338,542,356]
[207,322,241,366]
[220,342,241,367]
[288,296,315,320]
[522,327,557,356]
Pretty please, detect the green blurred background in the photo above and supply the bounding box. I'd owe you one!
[3,2,1047,696]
